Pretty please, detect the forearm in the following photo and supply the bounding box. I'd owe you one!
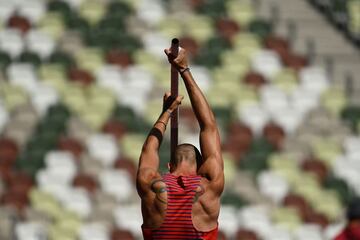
[181,70,216,129]
[139,110,171,172]
[143,110,171,151]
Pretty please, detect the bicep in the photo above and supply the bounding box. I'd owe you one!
[136,167,161,197]
[198,127,224,188]
[198,157,224,195]
[137,149,161,196]
[199,126,223,169]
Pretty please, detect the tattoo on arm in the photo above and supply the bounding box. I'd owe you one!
[193,185,205,203]
[150,179,167,205]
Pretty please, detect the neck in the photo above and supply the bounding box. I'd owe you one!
[171,162,197,176]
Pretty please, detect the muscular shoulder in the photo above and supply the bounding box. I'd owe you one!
[136,168,162,197]
[198,160,224,196]
[150,178,167,194]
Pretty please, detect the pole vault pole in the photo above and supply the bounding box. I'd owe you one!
[170,38,179,162]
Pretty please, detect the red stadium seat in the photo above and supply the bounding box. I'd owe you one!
[304,210,329,229]
[216,18,241,41]
[111,228,135,240]
[283,193,312,220]
[1,171,33,212]
[68,68,94,86]
[58,136,84,159]
[243,72,267,89]
[263,122,285,150]
[223,123,253,161]
[113,157,137,182]
[0,138,18,167]
[178,36,200,58]
[105,49,133,68]
[73,173,98,194]
[102,119,127,140]
[7,15,31,34]
[301,157,328,184]
[282,52,308,72]
[235,229,258,240]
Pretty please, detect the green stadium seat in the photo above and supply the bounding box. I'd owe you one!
[248,19,272,40]
[113,105,151,133]
[47,0,72,19]
[97,16,126,32]
[65,14,91,36]
[18,52,42,67]
[324,175,354,205]
[48,51,76,70]
[0,51,11,69]
[106,1,133,19]
[341,105,360,133]
[194,36,231,68]
[196,0,226,19]
[239,152,269,176]
[221,192,248,208]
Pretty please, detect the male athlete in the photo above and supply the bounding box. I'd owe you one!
[136,47,224,239]
[335,198,360,240]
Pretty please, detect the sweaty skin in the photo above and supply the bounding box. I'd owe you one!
[136,47,224,234]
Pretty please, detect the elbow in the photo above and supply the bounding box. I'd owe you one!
[199,112,217,129]
[200,120,218,131]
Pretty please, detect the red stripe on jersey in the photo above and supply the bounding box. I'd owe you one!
[142,173,218,239]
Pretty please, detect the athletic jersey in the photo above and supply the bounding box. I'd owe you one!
[335,224,360,240]
[142,173,218,240]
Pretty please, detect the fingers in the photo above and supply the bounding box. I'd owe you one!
[164,48,175,59]
[164,91,171,98]
[177,95,184,102]
[164,47,184,56]
[164,93,183,103]
[163,91,171,101]
[173,95,184,106]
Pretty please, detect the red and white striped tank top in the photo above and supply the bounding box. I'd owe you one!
[142,173,218,240]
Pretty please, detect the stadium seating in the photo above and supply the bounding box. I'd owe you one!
[0,0,358,239]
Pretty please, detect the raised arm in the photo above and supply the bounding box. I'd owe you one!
[164,48,224,194]
[136,92,183,197]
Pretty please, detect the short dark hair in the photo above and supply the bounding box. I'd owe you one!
[347,197,360,221]
[170,143,202,171]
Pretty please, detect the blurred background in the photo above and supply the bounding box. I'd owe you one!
[0,0,359,239]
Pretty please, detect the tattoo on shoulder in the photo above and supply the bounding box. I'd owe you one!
[193,185,205,203]
[150,179,167,204]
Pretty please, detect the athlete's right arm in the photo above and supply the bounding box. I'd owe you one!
[136,92,183,197]
[164,48,224,195]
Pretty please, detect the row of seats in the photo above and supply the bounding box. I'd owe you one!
[0,0,359,239]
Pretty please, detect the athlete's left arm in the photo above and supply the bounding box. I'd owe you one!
[136,92,183,197]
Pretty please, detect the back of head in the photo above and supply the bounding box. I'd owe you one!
[347,197,360,221]
[170,143,202,172]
